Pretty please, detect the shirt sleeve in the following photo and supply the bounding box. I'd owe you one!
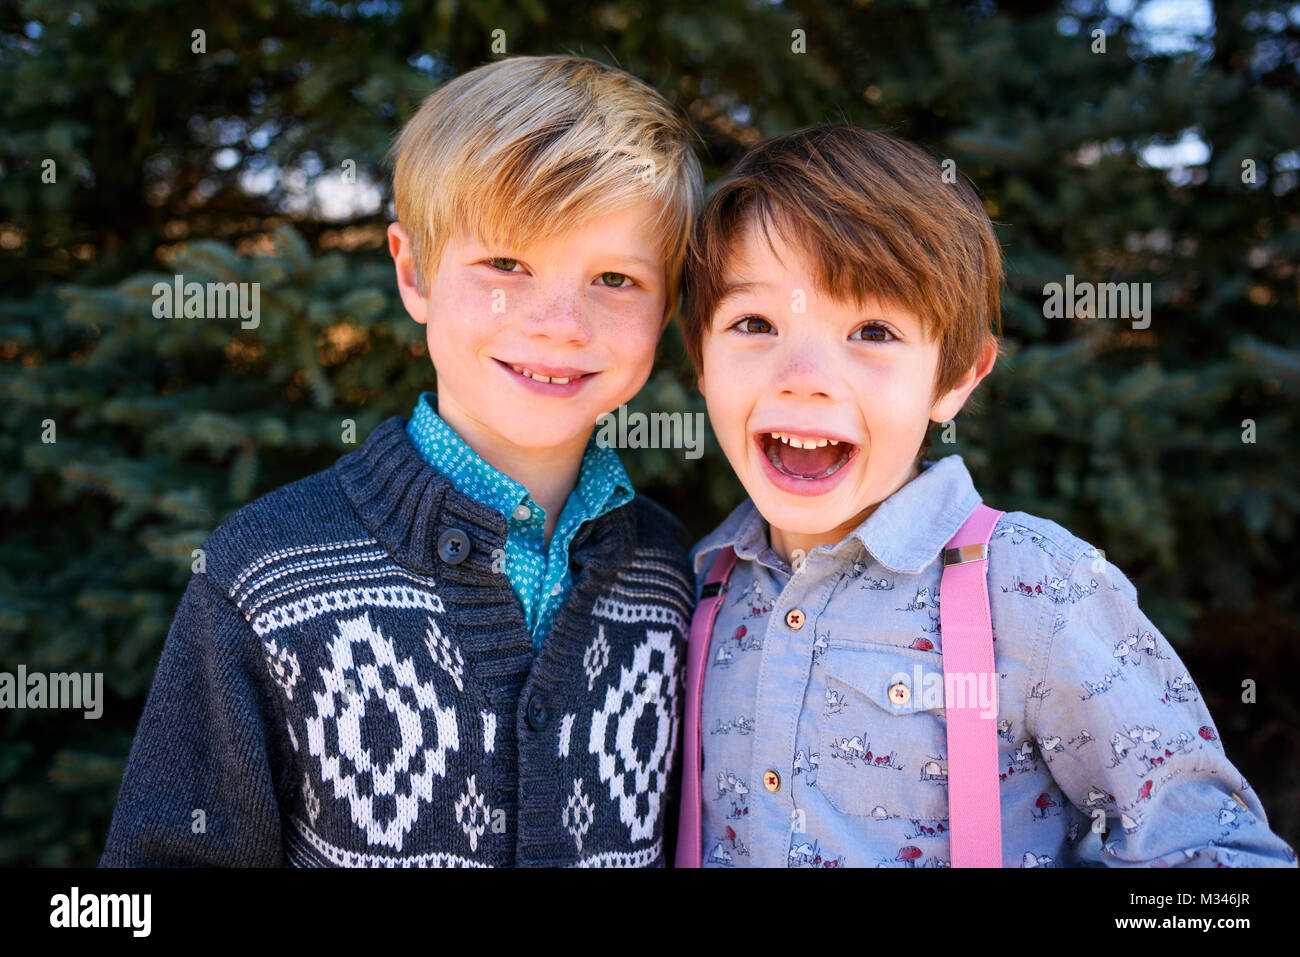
[100,571,291,866]
[1026,548,1298,868]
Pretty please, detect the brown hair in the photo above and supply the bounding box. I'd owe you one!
[388,54,703,317]
[680,125,1004,461]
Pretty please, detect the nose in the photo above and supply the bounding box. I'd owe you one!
[772,333,837,401]
[517,281,593,346]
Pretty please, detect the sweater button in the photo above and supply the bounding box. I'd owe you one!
[527,692,550,731]
[437,528,470,564]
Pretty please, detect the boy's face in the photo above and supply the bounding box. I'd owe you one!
[390,202,669,462]
[697,217,991,559]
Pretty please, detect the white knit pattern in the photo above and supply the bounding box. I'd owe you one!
[252,584,446,637]
[230,538,381,598]
[424,614,466,691]
[262,636,301,700]
[588,628,679,842]
[583,627,610,690]
[454,775,490,853]
[220,519,688,867]
[558,712,575,757]
[286,816,489,868]
[305,612,460,851]
[591,595,686,635]
[563,778,595,852]
[569,839,663,868]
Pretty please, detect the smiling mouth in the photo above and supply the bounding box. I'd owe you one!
[757,431,859,480]
[496,359,597,385]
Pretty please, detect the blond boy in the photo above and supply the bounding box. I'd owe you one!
[102,55,703,867]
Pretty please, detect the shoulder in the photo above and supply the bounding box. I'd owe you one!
[600,493,696,611]
[627,492,692,555]
[624,494,695,595]
[988,508,1139,606]
[199,458,360,601]
[687,497,757,573]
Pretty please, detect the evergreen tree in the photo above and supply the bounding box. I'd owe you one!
[0,0,1295,864]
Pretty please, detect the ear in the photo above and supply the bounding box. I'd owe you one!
[387,222,428,325]
[929,336,999,424]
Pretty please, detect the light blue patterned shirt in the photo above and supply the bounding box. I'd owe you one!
[689,454,1297,868]
[406,391,634,648]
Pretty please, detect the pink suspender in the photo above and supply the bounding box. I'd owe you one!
[939,503,1005,867]
[675,546,737,869]
[675,501,1004,868]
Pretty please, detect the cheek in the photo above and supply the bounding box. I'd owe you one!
[426,307,491,366]
[605,307,666,368]
[702,337,768,398]
[629,317,664,363]
[700,361,749,442]
[851,374,930,438]
[436,271,506,323]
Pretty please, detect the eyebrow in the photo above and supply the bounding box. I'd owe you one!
[467,236,660,272]
[609,254,661,272]
[717,279,771,303]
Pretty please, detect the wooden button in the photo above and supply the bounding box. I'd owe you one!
[763,769,781,792]
[784,608,805,630]
[888,681,910,705]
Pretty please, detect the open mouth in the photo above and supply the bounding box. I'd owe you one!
[756,430,858,480]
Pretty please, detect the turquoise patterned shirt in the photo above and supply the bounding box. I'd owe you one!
[406,391,635,649]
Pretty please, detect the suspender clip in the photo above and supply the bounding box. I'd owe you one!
[944,543,988,566]
[700,581,729,600]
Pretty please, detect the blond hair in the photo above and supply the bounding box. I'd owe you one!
[389,54,703,315]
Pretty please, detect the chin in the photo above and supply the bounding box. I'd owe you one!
[753,497,855,537]
[494,410,596,449]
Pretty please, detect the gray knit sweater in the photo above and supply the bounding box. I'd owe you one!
[100,416,695,867]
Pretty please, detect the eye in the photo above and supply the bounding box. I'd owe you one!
[727,315,774,335]
[598,271,634,288]
[486,257,521,273]
[851,321,896,342]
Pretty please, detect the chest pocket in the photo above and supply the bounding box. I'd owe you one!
[809,642,952,823]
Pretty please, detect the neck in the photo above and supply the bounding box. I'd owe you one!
[767,459,922,566]
[434,394,587,546]
[768,508,878,568]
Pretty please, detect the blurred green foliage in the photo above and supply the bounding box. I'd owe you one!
[0,0,1297,865]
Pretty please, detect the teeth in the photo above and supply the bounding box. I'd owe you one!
[510,363,583,384]
[767,431,843,448]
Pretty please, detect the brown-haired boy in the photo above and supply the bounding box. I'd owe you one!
[676,125,1295,868]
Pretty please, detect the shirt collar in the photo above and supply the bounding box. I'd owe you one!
[692,454,982,577]
[333,415,637,580]
[572,433,636,521]
[407,391,633,524]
